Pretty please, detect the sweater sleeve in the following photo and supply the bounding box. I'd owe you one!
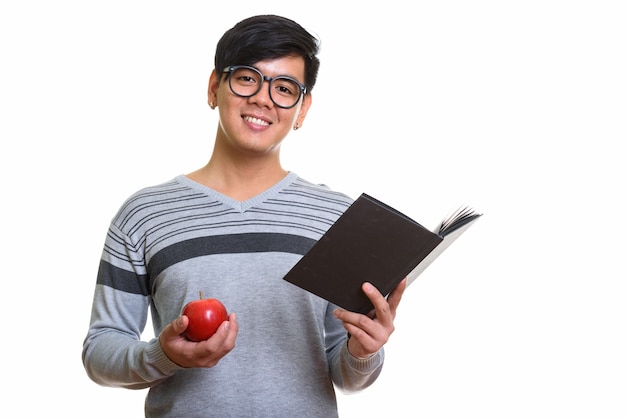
[325,303,385,393]
[82,224,182,389]
[82,285,182,389]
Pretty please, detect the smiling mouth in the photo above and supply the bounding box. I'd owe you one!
[244,116,270,127]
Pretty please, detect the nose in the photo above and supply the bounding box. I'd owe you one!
[248,77,274,108]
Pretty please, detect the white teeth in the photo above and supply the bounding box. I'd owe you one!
[244,116,269,126]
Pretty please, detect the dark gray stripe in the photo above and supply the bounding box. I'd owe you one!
[97,259,150,296]
[98,232,316,295]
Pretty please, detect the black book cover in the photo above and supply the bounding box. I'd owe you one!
[283,193,481,314]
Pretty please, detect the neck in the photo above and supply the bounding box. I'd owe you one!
[186,155,288,202]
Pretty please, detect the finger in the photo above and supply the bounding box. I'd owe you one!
[333,308,367,337]
[194,314,238,365]
[214,313,238,341]
[362,282,392,322]
[223,313,238,346]
[170,315,189,336]
[208,313,238,350]
[386,278,407,316]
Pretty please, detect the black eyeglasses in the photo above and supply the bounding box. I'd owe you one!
[222,65,307,109]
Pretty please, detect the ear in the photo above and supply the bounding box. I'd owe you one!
[294,93,313,129]
[207,69,219,106]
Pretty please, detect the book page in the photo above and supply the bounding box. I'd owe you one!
[438,206,481,237]
[407,218,479,286]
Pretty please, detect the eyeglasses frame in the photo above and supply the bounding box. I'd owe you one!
[222,65,307,109]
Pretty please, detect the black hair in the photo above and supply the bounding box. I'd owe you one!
[214,15,321,93]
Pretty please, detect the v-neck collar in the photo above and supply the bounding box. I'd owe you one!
[177,172,298,213]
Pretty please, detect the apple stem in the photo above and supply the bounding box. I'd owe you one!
[199,290,203,300]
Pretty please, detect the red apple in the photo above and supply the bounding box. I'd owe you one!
[182,291,228,342]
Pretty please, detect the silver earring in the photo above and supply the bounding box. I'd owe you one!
[293,123,300,130]
[209,102,216,109]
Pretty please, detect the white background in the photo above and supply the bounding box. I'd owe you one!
[2,1,624,417]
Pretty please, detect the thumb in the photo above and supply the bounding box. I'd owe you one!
[170,315,189,335]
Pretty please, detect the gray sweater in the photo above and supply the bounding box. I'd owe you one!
[82,172,384,417]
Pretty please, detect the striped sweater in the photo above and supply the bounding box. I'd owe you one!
[82,172,385,417]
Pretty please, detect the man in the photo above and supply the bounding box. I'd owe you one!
[83,14,405,417]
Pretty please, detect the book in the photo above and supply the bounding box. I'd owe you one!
[283,193,482,314]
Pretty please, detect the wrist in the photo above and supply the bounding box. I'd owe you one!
[346,333,375,360]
